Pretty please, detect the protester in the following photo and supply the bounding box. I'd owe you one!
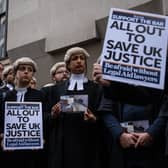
[2,65,15,91]
[0,57,47,168]
[50,61,69,84]
[0,64,15,111]
[41,47,103,168]
[93,62,166,168]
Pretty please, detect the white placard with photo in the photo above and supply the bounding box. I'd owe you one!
[60,95,88,113]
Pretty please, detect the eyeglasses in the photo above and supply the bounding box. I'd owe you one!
[55,70,69,74]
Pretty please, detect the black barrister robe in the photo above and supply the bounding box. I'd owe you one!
[0,87,47,168]
[101,82,166,168]
[159,94,168,157]
[41,80,103,168]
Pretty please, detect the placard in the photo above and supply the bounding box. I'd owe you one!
[4,102,43,150]
[101,8,168,89]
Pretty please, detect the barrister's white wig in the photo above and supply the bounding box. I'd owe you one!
[13,57,37,74]
[2,65,13,79]
[50,62,66,77]
[64,47,90,63]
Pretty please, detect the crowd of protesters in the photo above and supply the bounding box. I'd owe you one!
[0,47,168,168]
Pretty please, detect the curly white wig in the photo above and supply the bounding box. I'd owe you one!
[64,47,90,63]
[13,57,37,73]
[50,62,66,77]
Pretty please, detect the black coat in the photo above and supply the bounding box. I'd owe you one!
[99,82,166,168]
[41,80,103,168]
[159,95,168,157]
[0,87,47,168]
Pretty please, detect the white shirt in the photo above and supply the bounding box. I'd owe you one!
[68,73,88,91]
[16,87,27,102]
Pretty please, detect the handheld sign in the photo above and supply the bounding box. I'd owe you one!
[60,95,88,113]
[101,8,168,89]
[4,102,43,150]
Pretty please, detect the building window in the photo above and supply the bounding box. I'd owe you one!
[0,0,8,60]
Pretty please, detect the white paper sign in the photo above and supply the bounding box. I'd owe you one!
[101,8,168,89]
[4,102,43,150]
